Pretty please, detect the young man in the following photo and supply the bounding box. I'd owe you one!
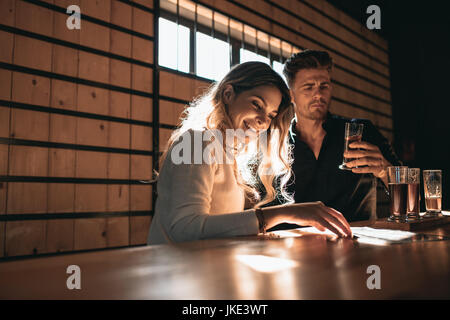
[281,49,401,222]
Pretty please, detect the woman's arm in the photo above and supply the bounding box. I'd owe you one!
[155,130,259,243]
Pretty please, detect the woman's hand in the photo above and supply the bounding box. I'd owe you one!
[262,201,353,238]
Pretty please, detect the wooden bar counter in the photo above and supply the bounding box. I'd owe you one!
[1,218,450,300]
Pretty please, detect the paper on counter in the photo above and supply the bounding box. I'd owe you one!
[351,227,416,241]
[291,226,417,245]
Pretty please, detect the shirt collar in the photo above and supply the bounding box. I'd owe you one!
[289,112,335,143]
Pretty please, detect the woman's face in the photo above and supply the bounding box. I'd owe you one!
[224,84,282,138]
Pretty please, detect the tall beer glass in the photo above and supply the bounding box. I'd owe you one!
[407,168,421,220]
[387,166,408,222]
[339,122,364,170]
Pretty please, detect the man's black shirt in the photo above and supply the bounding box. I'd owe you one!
[273,113,401,227]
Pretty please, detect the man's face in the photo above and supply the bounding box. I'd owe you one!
[290,68,332,121]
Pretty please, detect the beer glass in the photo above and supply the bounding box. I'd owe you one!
[339,122,364,170]
[406,168,421,220]
[423,170,442,217]
[387,166,408,222]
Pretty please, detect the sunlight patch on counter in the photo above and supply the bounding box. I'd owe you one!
[235,255,299,273]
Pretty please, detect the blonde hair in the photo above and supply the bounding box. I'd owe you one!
[161,62,295,207]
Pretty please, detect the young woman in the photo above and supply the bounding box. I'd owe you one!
[147,62,352,245]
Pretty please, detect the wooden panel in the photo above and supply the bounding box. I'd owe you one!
[132,36,154,64]
[80,21,110,52]
[0,30,14,63]
[8,145,48,176]
[132,0,154,10]
[132,7,154,36]
[0,69,12,100]
[333,67,391,102]
[51,80,77,111]
[78,51,110,83]
[49,114,77,144]
[48,183,75,213]
[110,59,131,88]
[107,153,129,179]
[0,222,4,257]
[129,215,151,245]
[0,0,15,28]
[5,220,47,256]
[16,0,53,37]
[106,216,129,247]
[0,144,7,215]
[74,184,107,212]
[107,184,129,212]
[110,30,132,57]
[12,72,51,106]
[131,124,152,151]
[194,79,211,97]
[73,218,107,250]
[81,0,111,22]
[7,183,47,214]
[76,117,108,147]
[159,100,186,126]
[130,155,152,180]
[53,1,80,44]
[131,64,153,93]
[0,145,8,176]
[159,71,195,101]
[332,85,391,116]
[159,128,173,153]
[130,185,152,211]
[13,35,52,71]
[111,0,132,29]
[77,84,110,115]
[0,106,10,138]
[109,91,131,118]
[108,122,130,149]
[131,95,152,122]
[46,219,74,253]
[52,45,79,77]
[330,100,392,130]
[10,108,49,141]
[76,150,108,178]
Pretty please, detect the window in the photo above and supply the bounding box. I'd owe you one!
[240,48,270,65]
[272,60,287,84]
[158,17,190,73]
[196,32,230,81]
[157,0,300,83]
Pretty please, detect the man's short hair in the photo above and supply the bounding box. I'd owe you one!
[283,49,333,87]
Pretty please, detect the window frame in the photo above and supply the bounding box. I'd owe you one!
[159,9,287,80]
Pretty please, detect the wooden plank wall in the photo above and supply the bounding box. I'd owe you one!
[0,0,155,258]
[0,0,393,258]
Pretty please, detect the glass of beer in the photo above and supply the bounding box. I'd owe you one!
[339,122,364,170]
[423,169,442,217]
[406,168,421,220]
[387,166,408,222]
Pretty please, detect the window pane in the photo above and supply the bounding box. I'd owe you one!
[240,48,270,65]
[158,18,190,73]
[196,32,230,81]
[272,60,287,84]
